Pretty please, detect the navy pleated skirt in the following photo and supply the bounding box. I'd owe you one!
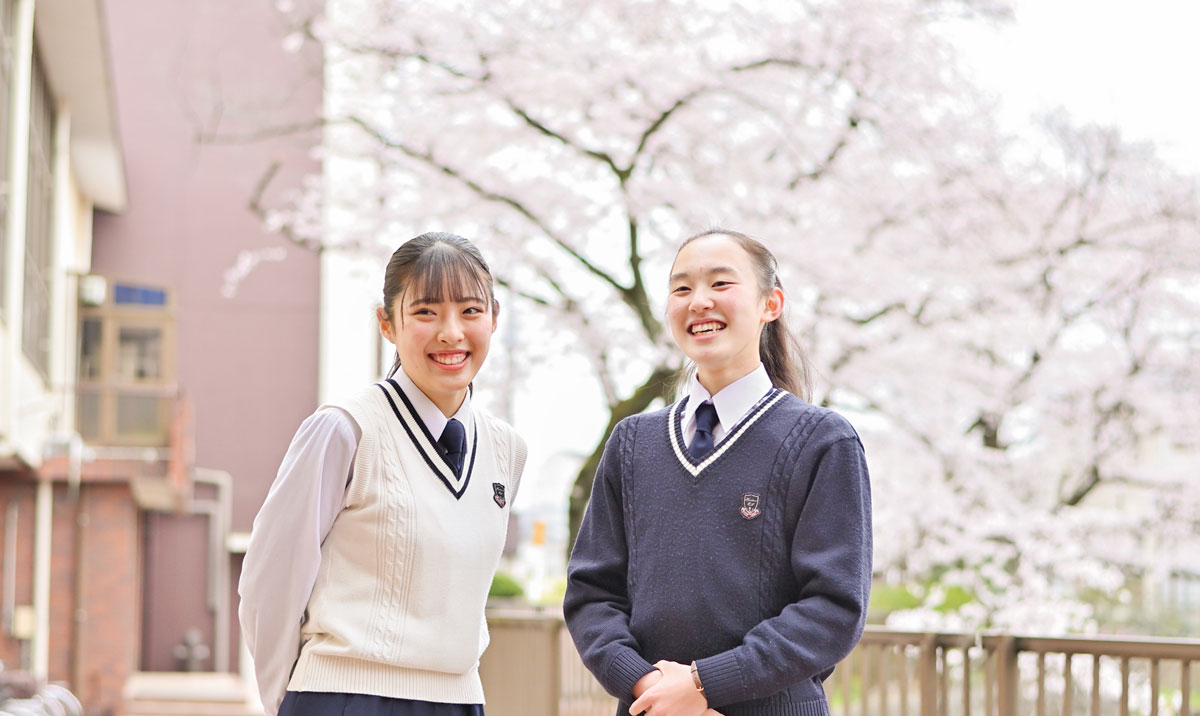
[278,691,485,716]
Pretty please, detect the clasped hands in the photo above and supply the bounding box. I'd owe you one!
[629,660,722,716]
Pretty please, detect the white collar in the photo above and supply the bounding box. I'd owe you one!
[391,367,472,440]
[682,364,773,436]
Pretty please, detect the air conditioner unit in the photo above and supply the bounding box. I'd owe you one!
[79,274,108,306]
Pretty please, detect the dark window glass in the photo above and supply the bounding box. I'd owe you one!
[79,317,102,380]
[116,326,162,382]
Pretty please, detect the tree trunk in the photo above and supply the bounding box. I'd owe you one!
[566,364,676,552]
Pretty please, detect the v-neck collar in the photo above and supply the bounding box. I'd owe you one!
[376,379,477,499]
[667,388,787,477]
[387,367,472,441]
[681,364,772,443]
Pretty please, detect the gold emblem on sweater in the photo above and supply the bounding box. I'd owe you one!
[740,493,761,520]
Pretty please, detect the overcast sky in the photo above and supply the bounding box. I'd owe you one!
[951,0,1200,174]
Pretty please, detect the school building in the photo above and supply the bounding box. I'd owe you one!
[0,0,320,713]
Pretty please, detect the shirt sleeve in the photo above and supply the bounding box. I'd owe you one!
[695,431,873,708]
[237,408,359,716]
[563,420,657,700]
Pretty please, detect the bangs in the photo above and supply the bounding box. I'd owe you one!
[403,245,492,306]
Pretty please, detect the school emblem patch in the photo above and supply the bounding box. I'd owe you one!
[740,493,761,520]
[492,482,506,508]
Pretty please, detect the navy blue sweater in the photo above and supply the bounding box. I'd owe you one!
[564,390,872,716]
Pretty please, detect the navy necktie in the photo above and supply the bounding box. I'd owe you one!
[439,418,466,476]
[689,402,718,460]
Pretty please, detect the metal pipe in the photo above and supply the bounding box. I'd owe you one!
[192,468,232,672]
[32,477,53,680]
[3,502,17,634]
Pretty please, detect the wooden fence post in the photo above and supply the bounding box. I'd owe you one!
[995,635,1019,716]
[919,634,938,716]
[480,613,563,716]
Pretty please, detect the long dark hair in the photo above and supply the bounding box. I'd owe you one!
[381,232,497,379]
[673,228,813,401]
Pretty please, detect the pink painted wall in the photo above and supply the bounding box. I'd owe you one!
[92,0,322,672]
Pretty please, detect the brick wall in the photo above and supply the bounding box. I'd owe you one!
[0,480,36,669]
[70,483,141,716]
[0,478,142,716]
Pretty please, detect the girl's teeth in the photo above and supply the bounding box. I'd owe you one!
[433,354,467,365]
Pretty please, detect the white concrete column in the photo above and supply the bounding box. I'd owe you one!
[2,0,35,450]
[50,105,77,428]
[32,475,51,680]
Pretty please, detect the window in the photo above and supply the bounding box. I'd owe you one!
[21,47,52,375]
[79,317,102,379]
[116,326,163,382]
[77,280,176,446]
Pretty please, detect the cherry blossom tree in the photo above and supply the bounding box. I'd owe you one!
[830,114,1200,631]
[233,0,1200,632]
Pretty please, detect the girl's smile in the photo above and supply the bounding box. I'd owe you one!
[430,350,469,367]
[687,320,727,337]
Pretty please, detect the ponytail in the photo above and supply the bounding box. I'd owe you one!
[759,279,812,401]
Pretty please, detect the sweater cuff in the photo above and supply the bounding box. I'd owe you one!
[606,650,657,700]
[695,651,743,707]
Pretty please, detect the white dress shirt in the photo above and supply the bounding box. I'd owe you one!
[238,368,471,711]
[390,367,474,445]
[680,363,774,446]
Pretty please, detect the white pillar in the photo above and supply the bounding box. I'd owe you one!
[50,105,77,430]
[2,0,35,451]
[32,476,52,680]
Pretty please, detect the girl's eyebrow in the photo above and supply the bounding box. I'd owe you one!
[669,265,739,282]
[408,295,487,306]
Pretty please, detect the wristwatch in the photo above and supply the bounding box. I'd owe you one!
[690,661,705,694]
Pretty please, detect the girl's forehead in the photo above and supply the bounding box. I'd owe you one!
[672,235,752,275]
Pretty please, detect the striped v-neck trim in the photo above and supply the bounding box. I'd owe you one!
[668,388,788,477]
[376,379,477,499]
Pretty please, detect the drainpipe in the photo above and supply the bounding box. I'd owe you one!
[191,468,232,672]
[3,503,17,634]
[32,476,52,680]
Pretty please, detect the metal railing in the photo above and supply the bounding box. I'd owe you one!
[481,614,1200,716]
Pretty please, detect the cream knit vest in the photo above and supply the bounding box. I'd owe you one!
[288,380,526,703]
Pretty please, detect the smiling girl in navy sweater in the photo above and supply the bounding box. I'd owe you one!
[239,233,526,716]
[565,229,872,716]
